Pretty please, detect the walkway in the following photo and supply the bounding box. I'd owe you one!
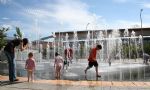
[0,75,150,90]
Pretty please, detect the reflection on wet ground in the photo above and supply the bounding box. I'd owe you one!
[1,60,150,81]
[0,81,150,90]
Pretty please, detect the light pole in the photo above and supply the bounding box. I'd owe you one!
[35,19,39,50]
[86,23,90,30]
[140,9,144,59]
[140,9,143,36]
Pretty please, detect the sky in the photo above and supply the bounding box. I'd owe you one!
[0,0,150,40]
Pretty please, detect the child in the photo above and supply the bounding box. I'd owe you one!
[85,44,102,78]
[54,52,64,79]
[25,52,35,82]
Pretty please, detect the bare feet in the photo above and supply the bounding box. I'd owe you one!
[31,80,34,82]
[84,70,87,75]
[14,79,19,81]
[84,70,87,80]
[55,76,58,79]
[96,75,101,78]
[85,76,87,80]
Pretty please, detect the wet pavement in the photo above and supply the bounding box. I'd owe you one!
[0,83,150,90]
[13,59,150,81]
[0,75,150,90]
[1,59,150,90]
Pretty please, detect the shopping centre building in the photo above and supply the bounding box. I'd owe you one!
[36,27,150,59]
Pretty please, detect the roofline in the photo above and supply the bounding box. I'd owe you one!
[54,27,150,34]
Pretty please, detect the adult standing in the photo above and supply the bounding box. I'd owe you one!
[4,38,29,82]
[64,48,73,63]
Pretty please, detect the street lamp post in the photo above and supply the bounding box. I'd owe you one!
[140,9,144,59]
[35,19,39,50]
[140,9,146,80]
[140,9,143,36]
[86,23,90,30]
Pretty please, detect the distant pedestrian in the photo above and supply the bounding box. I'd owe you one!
[143,53,150,64]
[64,47,73,70]
[4,38,29,82]
[25,52,36,82]
[54,52,64,79]
[107,52,113,66]
[85,44,102,78]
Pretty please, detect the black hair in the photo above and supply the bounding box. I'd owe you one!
[55,52,59,56]
[97,44,102,49]
[23,38,29,46]
[12,39,22,46]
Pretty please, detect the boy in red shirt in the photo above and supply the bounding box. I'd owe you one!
[85,44,102,78]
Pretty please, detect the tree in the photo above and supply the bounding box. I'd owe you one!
[14,27,22,39]
[0,27,9,50]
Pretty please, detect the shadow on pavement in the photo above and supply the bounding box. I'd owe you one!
[0,80,24,86]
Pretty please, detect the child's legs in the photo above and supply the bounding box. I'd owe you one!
[69,58,72,63]
[55,65,60,77]
[27,70,32,82]
[63,60,67,70]
[59,64,62,78]
[93,61,99,76]
[63,61,68,70]
[95,66,98,75]
[30,71,34,81]
[27,71,30,81]
[56,64,61,78]
[55,67,58,78]
[85,61,93,72]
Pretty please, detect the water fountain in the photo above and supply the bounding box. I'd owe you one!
[130,31,139,61]
[73,31,78,61]
[96,30,104,61]
[2,28,150,82]
[139,35,143,57]
[85,31,90,58]
[46,43,50,60]
[65,33,69,48]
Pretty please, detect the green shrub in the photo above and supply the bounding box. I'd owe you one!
[0,27,9,50]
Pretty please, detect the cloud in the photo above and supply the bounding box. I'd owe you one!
[52,0,105,30]
[1,17,9,20]
[5,0,150,40]
[21,0,150,37]
[107,20,150,29]
[112,0,128,3]
[25,8,54,18]
[141,3,150,8]
[0,20,21,28]
[1,24,12,28]
[0,19,25,37]
[0,0,11,4]
[144,14,150,19]
[21,0,105,31]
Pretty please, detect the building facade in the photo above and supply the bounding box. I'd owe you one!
[33,27,150,60]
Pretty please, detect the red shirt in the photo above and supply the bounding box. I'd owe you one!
[88,48,97,62]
